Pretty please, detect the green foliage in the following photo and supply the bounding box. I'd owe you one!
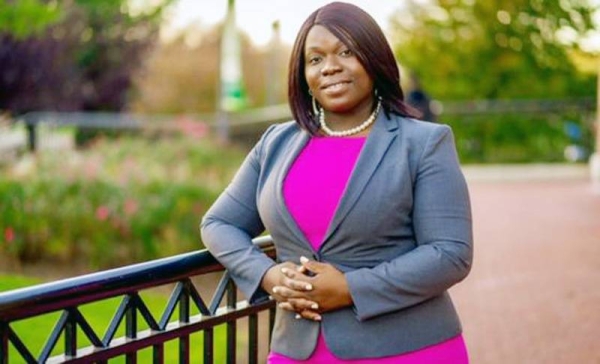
[0,0,174,114]
[443,112,595,163]
[392,0,598,100]
[0,0,62,39]
[0,0,172,39]
[0,135,245,269]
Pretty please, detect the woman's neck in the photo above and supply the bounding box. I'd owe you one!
[319,98,379,137]
[321,98,375,132]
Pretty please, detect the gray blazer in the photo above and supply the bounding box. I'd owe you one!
[200,112,473,360]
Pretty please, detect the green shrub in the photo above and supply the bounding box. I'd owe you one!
[442,112,595,163]
[0,135,245,269]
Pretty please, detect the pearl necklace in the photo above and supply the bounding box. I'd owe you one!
[319,100,382,137]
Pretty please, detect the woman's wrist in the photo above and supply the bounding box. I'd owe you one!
[261,265,280,294]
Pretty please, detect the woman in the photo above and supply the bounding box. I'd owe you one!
[201,2,473,363]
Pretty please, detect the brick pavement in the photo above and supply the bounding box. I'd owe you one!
[451,172,600,364]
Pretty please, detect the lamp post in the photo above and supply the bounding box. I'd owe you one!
[217,0,247,142]
[266,21,282,106]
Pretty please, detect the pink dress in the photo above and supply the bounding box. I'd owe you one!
[269,136,469,363]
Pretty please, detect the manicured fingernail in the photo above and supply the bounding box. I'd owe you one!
[300,256,309,264]
[281,267,289,274]
[311,303,319,310]
[314,315,322,321]
[272,287,279,294]
[305,284,313,290]
[295,314,301,319]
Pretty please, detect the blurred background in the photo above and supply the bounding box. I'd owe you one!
[1,0,599,363]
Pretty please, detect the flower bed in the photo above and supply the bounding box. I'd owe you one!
[0,135,245,269]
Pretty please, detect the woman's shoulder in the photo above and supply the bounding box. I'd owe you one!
[263,120,302,137]
[396,115,450,135]
[386,116,457,160]
[387,115,450,145]
[253,120,305,155]
[257,120,303,145]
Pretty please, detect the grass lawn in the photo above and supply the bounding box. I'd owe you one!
[1,274,230,363]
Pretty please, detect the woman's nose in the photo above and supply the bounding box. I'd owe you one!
[320,56,342,75]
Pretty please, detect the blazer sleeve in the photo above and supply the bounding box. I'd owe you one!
[200,126,277,304]
[345,125,473,321]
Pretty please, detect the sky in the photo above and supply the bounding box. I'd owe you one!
[162,0,403,46]
[161,0,600,52]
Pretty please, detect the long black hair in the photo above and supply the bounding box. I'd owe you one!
[288,2,419,134]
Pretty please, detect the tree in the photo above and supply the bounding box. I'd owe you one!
[73,0,173,111]
[0,0,173,114]
[0,0,62,39]
[391,0,598,100]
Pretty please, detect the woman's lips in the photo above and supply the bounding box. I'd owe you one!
[321,81,351,94]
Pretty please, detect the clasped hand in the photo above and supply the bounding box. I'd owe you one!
[261,256,353,321]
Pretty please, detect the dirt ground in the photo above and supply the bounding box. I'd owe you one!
[451,174,600,364]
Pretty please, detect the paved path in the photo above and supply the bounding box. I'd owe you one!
[451,170,600,364]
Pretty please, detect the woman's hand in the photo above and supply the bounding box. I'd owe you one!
[261,262,320,319]
[275,257,353,320]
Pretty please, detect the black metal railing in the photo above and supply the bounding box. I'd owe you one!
[0,236,276,364]
[14,97,595,151]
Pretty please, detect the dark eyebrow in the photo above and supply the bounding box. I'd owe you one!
[305,40,346,53]
[305,46,322,52]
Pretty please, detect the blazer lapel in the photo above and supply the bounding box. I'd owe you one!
[320,112,399,248]
[273,129,312,246]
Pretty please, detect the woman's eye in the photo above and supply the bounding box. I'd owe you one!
[340,49,352,57]
[308,56,321,64]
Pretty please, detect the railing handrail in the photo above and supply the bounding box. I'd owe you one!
[18,97,596,127]
[0,235,275,321]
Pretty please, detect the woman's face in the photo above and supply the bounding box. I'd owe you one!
[304,25,374,117]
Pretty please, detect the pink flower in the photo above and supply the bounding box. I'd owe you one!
[84,157,101,179]
[175,117,209,139]
[96,206,110,221]
[4,227,14,244]
[124,199,138,215]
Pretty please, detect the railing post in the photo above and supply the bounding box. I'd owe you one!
[0,321,8,364]
[26,123,37,152]
[203,328,214,364]
[153,344,164,364]
[248,313,258,364]
[65,309,77,358]
[226,279,237,364]
[126,300,137,364]
[269,306,276,344]
[179,285,190,364]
